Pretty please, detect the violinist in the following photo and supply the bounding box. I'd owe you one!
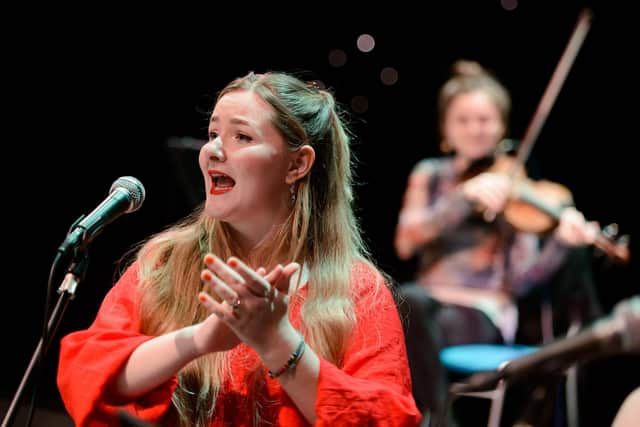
[394,59,600,424]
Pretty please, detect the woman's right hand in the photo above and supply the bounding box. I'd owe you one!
[196,255,300,356]
[462,171,511,213]
[192,310,242,355]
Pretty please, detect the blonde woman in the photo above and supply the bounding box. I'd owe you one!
[58,71,421,426]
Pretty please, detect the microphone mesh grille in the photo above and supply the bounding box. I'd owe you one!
[110,176,146,212]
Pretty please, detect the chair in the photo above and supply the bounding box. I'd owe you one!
[435,248,598,426]
[439,344,538,427]
[439,318,583,427]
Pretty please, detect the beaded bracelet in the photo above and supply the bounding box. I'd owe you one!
[268,335,306,379]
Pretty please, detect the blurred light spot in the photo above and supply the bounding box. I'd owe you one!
[351,95,369,114]
[356,34,375,53]
[328,49,347,67]
[380,67,398,85]
[501,0,517,11]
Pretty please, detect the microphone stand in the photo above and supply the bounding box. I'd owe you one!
[1,252,88,427]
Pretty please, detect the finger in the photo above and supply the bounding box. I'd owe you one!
[585,221,599,243]
[263,264,284,285]
[198,291,230,318]
[204,253,247,290]
[481,192,504,213]
[275,262,300,294]
[201,270,240,307]
[486,194,504,213]
[228,257,272,297]
[281,262,300,278]
[561,207,582,223]
[262,265,285,302]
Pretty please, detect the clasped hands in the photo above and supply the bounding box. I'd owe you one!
[194,253,300,355]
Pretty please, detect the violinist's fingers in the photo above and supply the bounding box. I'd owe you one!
[560,206,581,221]
[490,174,512,193]
[479,188,508,213]
[556,207,598,246]
[464,172,511,213]
[585,220,599,244]
[490,192,509,212]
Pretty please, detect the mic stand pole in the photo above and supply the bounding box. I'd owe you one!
[1,253,88,427]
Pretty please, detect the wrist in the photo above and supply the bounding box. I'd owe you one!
[259,324,301,373]
[268,334,306,379]
[189,323,212,358]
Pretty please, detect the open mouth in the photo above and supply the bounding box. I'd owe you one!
[210,171,235,195]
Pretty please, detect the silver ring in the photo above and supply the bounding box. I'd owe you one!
[231,299,241,310]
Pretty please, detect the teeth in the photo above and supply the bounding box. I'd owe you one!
[211,173,235,189]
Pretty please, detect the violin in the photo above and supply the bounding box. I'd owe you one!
[467,9,630,265]
[464,152,630,264]
[474,152,572,234]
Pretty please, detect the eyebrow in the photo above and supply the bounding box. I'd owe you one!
[209,116,252,127]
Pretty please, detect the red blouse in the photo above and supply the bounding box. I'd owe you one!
[57,261,422,426]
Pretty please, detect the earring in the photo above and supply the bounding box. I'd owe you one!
[440,140,452,153]
[289,185,297,204]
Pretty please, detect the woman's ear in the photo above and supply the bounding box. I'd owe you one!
[286,145,315,184]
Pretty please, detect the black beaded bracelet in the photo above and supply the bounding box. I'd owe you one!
[268,335,306,379]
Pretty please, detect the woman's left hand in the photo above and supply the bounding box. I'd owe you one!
[554,207,599,246]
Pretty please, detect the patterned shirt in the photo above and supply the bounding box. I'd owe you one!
[396,157,570,341]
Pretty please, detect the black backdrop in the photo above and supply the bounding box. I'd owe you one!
[3,2,638,426]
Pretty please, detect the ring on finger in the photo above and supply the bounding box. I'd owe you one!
[231,298,241,311]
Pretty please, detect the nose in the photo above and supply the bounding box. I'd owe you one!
[206,136,226,162]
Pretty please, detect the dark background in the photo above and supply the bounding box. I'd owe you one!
[3,1,638,426]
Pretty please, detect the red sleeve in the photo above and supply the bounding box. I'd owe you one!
[56,262,177,426]
[314,264,422,426]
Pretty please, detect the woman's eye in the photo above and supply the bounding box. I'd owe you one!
[237,133,253,142]
[208,131,218,141]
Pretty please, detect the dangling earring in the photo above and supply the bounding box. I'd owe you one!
[440,140,452,153]
[289,184,297,204]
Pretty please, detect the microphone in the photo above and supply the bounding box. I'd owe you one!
[57,176,145,256]
[452,296,640,393]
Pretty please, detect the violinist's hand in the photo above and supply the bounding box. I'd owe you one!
[462,172,511,213]
[197,253,300,355]
[554,207,599,247]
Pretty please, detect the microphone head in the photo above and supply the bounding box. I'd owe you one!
[110,176,146,213]
[592,295,640,354]
[613,296,640,353]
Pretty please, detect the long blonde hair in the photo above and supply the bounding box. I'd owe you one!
[131,71,378,426]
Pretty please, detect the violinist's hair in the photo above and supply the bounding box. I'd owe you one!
[438,59,511,133]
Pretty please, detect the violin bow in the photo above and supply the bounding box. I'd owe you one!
[484,10,591,222]
[510,9,592,176]
[507,10,630,264]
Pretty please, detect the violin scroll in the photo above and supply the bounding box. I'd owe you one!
[594,223,630,264]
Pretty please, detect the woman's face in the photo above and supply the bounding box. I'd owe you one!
[199,90,294,243]
[443,91,505,161]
